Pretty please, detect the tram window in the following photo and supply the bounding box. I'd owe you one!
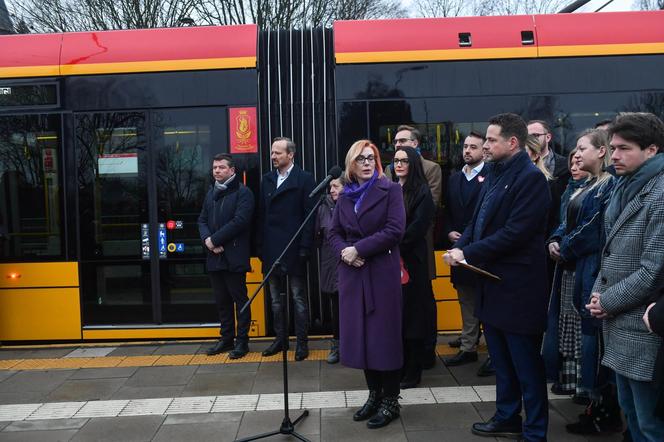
[0,84,58,108]
[337,101,368,155]
[0,114,63,261]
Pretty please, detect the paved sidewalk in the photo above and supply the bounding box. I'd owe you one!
[0,337,624,441]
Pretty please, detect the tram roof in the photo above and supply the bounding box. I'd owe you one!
[0,24,257,79]
[334,10,664,64]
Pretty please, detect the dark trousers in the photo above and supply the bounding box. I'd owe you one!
[268,273,308,343]
[484,323,548,442]
[324,291,340,340]
[402,338,424,381]
[209,270,251,344]
[364,369,401,397]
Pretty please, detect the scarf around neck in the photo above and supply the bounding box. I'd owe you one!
[214,173,236,192]
[605,153,664,231]
[343,171,378,213]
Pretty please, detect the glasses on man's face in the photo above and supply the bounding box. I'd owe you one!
[354,155,376,165]
[393,158,409,165]
[393,138,412,146]
[531,133,548,138]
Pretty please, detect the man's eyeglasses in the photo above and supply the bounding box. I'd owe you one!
[355,155,376,165]
[393,138,413,145]
[393,158,410,165]
[531,132,548,138]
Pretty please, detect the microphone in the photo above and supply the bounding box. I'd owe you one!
[309,166,343,198]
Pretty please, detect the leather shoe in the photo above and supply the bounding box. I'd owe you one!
[228,341,249,359]
[353,391,380,421]
[206,339,234,356]
[443,350,478,366]
[476,357,496,377]
[448,337,462,348]
[261,340,284,357]
[295,343,309,361]
[471,417,522,439]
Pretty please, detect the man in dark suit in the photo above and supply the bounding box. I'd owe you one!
[443,131,488,367]
[198,153,255,359]
[257,137,315,361]
[445,113,551,441]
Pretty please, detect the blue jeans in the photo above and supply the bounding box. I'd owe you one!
[268,274,308,343]
[616,373,664,442]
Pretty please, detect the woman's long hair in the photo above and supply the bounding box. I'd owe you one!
[343,139,383,183]
[526,135,553,181]
[576,128,612,192]
[395,147,428,218]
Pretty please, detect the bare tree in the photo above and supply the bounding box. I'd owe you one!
[636,0,664,9]
[194,0,407,29]
[415,0,569,17]
[6,0,201,33]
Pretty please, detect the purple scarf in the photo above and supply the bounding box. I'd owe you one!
[343,171,378,213]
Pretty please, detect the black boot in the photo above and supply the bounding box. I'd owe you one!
[353,390,381,422]
[566,400,622,435]
[367,396,401,429]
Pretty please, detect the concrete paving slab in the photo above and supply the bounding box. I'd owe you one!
[406,428,497,441]
[124,366,196,388]
[401,403,481,431]
[0,370,17,383]
[0,421,8,431]
[195,362,259,374]
[182,372,256,396]
[236,409,320,440]
[162,411,243,425]
[64,348,116,358]
[152,344,201,356]
[68,367,138,380]
[257,360,320,377]
[0,392,46,405]
[152,417,241,442]
[0,370,75,394]
[24,348,76,359]
[320,408,407,442]
[0,350,32,360]
[106,345,159,357]
[318,369,366,391]
[70,415,164,442]
[471,401,497,422]
[3,418,89,432]
[111,385,184,400]
[46,378,126,402]
[251,374,319,394]
[0,429,78,441]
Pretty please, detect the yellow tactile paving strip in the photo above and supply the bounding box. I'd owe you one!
[0,344,487,371]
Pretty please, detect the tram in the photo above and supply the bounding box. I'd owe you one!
[0,10,663,342]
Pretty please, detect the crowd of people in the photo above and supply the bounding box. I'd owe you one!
[197,111,664,441]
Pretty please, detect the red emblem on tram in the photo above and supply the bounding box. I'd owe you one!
[229,107,258,154]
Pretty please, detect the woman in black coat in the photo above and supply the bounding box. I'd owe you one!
[392,146,436,389]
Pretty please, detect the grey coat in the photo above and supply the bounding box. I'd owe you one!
[593,170,664,382]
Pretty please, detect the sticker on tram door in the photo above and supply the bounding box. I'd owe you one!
[158,223,167,259]
[167,243,177,253]
[141,223,150,260]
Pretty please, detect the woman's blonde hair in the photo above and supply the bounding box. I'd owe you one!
[525,135,553,181]
[343,140,383,183]
[576,128,612,191]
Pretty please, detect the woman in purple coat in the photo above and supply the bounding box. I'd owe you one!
[329,139,406,429]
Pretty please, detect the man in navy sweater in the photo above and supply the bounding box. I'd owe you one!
[443,131,488,367]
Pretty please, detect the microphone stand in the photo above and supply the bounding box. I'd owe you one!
[235,192,327,442]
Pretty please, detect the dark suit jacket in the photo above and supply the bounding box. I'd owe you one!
[256,164,315,275]
[443,164,490,286]
[456,150,551,335]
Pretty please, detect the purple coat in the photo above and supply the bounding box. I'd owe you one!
[329,177,406,371]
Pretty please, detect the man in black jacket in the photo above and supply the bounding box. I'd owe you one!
[257,137,315,361]
[198,153,255,359]
[443,131,488,367]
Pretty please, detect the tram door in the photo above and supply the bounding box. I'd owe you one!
[76,108,228,326]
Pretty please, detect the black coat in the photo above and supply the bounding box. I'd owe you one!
[197,178,254,273]
[401,184,436,339]
[256,164,315,276]
[443,164,490,287]
[456,150,551,335]
[315,195,338,294]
